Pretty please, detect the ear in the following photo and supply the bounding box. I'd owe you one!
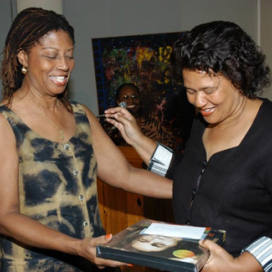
[17,50,28,67]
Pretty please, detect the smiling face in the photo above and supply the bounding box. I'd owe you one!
[17,30,75,97]
[131,235,180,252]
[183,69,244,125]
[116,86,141,117]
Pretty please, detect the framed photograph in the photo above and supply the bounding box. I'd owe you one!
[92,32,195,151]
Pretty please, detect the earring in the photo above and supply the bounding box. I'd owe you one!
[21,66,28,75]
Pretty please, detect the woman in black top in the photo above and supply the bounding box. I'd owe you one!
[105,21,272,272]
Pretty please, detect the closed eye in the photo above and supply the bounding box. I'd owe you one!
[43,55,57,60]
[185,88,196,95]
[184,76,220,95]
[151,243,166,247]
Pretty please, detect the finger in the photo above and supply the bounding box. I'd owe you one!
[105,114,134,128]
[95,257,126,267]
[105,107,129,116]
[105,119,125,133]
[104,107,122,114]
[114,111,134,122]
[105,117,119,126]
[107,108,134,121]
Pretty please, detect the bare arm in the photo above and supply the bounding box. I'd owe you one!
[86,106,172,199]
[104,107,157,165]
[0,114,123,268]
[200,240,263,272]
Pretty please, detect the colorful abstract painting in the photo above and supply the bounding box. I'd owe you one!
[92,32,195,151]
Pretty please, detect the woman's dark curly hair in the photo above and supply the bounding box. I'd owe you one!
[172,21,271,98]
[1,7,75,111]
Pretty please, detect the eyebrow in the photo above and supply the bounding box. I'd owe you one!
[183,85,215,92]
[42,47,74,51]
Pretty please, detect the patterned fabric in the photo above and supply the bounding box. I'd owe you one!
[0,101,105,271]
[141,114,174,148]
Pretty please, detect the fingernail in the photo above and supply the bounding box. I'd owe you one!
[128,264,134,267]
[106,234,112,239]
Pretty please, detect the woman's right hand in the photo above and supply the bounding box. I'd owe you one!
[199,240,263,272]
[104,107,143,147]
[104,107,157,164]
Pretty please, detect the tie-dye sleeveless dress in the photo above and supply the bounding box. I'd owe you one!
[0,101,107,271]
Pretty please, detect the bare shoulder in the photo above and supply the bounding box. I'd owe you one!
[77,104,122,152]
[0,110,17,148]
[0,110,13,132]
[80,104,96,119]
[0,111,18,184]
[80,104,105,132]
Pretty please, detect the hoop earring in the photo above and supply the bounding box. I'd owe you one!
[21,66,28,75]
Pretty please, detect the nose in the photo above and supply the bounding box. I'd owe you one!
[127,96,134,103]
[57,56,70,71]
[193,92,207,108]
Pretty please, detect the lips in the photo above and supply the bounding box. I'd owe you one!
[50,76,68,85]
[127,105,136,109]
[200,107,215,117]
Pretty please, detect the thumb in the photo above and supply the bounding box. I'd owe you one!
[90,234,113,247]
[199,239,219,251]
[200,239,230,259]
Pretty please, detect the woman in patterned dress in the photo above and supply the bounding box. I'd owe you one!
[0,8,172,272]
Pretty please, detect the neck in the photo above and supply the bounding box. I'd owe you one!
[17,84,60,110]
[209,96,252,130]
[27,95,65,141]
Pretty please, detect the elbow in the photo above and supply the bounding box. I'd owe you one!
[0,209,20,236]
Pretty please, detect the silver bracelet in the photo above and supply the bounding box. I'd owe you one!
[147,142,173,177]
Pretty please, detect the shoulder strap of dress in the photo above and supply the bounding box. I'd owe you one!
[70,101,86,115]
[0,105,19,124]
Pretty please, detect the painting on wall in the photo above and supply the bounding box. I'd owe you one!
[92,32,195,151]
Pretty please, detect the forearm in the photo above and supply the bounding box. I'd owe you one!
[0,211,79,255]
[242,236,272,272]
[122,165,173,199]
[232,252,263,272]
[0,211,126,268]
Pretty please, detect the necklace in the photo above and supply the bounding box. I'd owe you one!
[29,98,65,141]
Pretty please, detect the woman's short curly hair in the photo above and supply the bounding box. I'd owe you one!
[172,21,271,98]
[1,7,75,110]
